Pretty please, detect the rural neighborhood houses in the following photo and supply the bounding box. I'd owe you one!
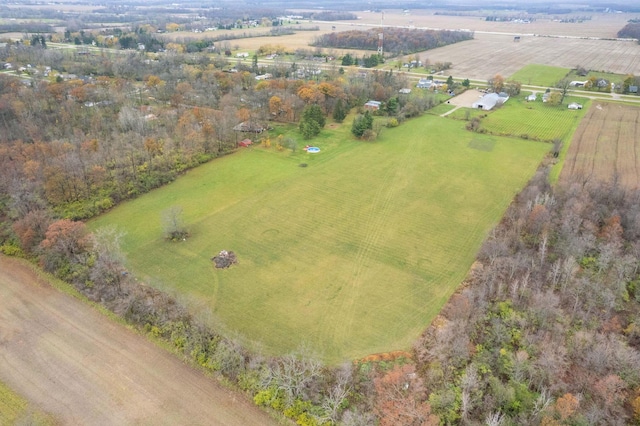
[472,92,509,110]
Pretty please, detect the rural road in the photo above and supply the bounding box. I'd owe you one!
[0,255,277,425]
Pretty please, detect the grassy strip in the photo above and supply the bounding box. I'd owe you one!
[0,380,55,426]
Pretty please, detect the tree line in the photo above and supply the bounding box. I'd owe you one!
[312,28,473,56]
[415,167,640,424]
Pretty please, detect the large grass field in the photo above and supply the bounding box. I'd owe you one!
[509,64,572,87]
[90,114,548,363]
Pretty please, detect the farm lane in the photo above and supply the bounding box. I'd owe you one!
[0,255,277,426]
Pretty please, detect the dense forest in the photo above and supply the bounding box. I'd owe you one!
[312,28,473,56]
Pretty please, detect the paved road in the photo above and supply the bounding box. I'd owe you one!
[0,255,277,426]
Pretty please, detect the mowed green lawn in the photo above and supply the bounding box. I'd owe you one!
[90,115,548,363]
[509,64,571,87]
[479,93,589,142]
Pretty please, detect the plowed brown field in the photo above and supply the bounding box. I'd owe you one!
[560,103,640,189]
[0,255,277,426]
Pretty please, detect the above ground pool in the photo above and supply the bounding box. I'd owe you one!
[306,146,320,153]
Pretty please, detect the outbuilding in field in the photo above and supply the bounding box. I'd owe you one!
[472,92,509,110]
[364,100,382,111]
[568,102,583,110]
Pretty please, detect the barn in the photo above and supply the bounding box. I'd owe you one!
[472,92,509,110]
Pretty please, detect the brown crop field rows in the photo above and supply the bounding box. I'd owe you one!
[560,103,640,189]
[173,11,640,81]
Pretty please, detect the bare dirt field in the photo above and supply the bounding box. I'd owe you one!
[413,33,640,81]
[218,11,640,80]
[351,10,629,39]
[0,255,277,426]
[559,102,640,189]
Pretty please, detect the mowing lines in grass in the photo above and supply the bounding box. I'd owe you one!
[91,115,548,363]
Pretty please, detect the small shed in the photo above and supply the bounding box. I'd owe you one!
[526,93,537,102]
[238,139,252,147]
[567,102,583,110]
[364,100,382,111]
[629,85,638,94]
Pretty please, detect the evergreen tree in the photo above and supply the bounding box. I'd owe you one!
[351,111,373,137]
[299,104,326,139]
[332,99,347,123]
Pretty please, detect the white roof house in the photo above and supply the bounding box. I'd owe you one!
[568,102,583,110]
[472,93,509,110]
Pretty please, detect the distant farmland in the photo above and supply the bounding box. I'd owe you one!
[560,102,640,189]
[90,114,548,363]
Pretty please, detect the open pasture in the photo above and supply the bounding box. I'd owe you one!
[91,115,547,362]
[559,102,640,189]
[478,94,589,142]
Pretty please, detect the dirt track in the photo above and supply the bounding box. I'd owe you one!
[0,255,277,425]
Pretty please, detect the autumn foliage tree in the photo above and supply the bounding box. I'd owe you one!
[373,364,438,426]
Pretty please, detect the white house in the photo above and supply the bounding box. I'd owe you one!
[236,52,249,58]
[568,102,583,110]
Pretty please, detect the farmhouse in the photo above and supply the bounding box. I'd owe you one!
[236,52,249,58]
[526,93,537,102]
[472,92,509,110]
[255,73,273,80]
[364,100,382,111]
[398,88,412,94]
